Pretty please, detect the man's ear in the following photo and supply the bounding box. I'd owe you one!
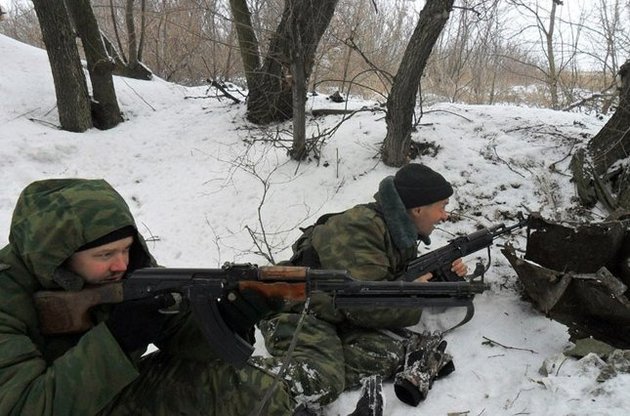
[408,206,422,218]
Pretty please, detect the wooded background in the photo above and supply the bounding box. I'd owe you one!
[1,0,625,111]
[3,0,630,212]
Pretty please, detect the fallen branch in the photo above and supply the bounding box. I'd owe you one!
[562,93,616,112]
[491,145,526,178]
[206,79,242,104]
[482,336,538,354]
[310,107,383,117]
[562,81,617,112]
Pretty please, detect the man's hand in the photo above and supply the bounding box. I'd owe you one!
[218,289,283,342]
[450,258,468,277]
[415,273,433,283]
[106,294,175,353]
[414,258,468,282]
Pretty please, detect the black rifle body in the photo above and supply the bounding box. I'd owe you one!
[403,217,528,282]
[34,264,487,366]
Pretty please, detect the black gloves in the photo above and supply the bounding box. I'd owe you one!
[218,289,282,342]
[347,375,384,416]
[106,294,175,353]
[394,332,455,406]
[107,289,282,352]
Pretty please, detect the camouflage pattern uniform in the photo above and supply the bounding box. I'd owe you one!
[258,176,424,407]
[0,179,294,415]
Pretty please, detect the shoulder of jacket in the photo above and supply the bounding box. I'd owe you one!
[321,205,386,234]
[347,204,386,225]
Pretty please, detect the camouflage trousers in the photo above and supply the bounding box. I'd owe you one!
[256,312,407,407]
[99,350,295,416]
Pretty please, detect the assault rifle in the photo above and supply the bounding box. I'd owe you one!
[34,264,487,366]
[402,213,528,283]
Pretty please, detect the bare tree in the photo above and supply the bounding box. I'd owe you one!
[231,0,338,126]
[66,0,123,129]
[502,0,590,110]
[7,0,629,116]
[98,0,152,80]
[229,0,339,161]
[31,0,93,132]
[381,0,455,167]
[584,0,625,82]
[0,2,42,46]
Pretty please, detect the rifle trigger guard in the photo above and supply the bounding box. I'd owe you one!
[466,247,492,281]
[158,292,183,314]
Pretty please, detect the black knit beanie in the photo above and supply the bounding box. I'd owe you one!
[76,225,136,252]
[393,164,453,208]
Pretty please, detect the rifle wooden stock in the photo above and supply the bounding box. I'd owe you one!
[257,265,308,280]
[34,283,124,334]
[33,265,314,336]
[238,281,307,300]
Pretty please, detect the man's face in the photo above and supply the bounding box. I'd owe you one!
[408,198,450,237]
[67,236,133,284]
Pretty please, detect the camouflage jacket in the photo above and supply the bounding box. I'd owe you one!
[291,176,423,328]
[0,179,214,415]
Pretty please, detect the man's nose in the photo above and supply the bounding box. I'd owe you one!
[110,255,128,272]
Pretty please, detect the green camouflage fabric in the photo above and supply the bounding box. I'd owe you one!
[101,354,293,415]
[0,179,294,415]
[257,314,405,406]
[259,176,424,407]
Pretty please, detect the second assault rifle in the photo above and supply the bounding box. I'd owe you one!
[34,264,487,366]
[402,214,528,282]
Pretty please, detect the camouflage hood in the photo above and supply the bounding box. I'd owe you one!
[6,178,154,290]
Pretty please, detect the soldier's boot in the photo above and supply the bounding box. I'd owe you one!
[393,333,455,406]
[347,375,384,416]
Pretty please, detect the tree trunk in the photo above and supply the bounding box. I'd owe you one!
[101,33,152,80]
[571,60,630,212]
[245,0,338,125]
[546,0,559,109]
[290,43,306,159]
[103,0,152,80]
[381,0,454,167]
[229,0,260,88]
[125,0,138,67]
[138,0,147,61]
[31,0,92,132]
[67,0,123,130]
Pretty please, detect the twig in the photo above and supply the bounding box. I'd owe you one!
[491,146,526,178]
[206,79,241,104]
[423,108,474,123]
[555,356,569,376]
[11,108,41,122]
[27,118,60,129]
[120,78,156,111]
[482,336,538,354]
[548,141,578,175]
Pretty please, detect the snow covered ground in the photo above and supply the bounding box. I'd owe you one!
[1,34,627,415]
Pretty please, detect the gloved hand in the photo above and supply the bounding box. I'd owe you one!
[218,289,283,342]
[394,332,455,406]
[106,294,175,353]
